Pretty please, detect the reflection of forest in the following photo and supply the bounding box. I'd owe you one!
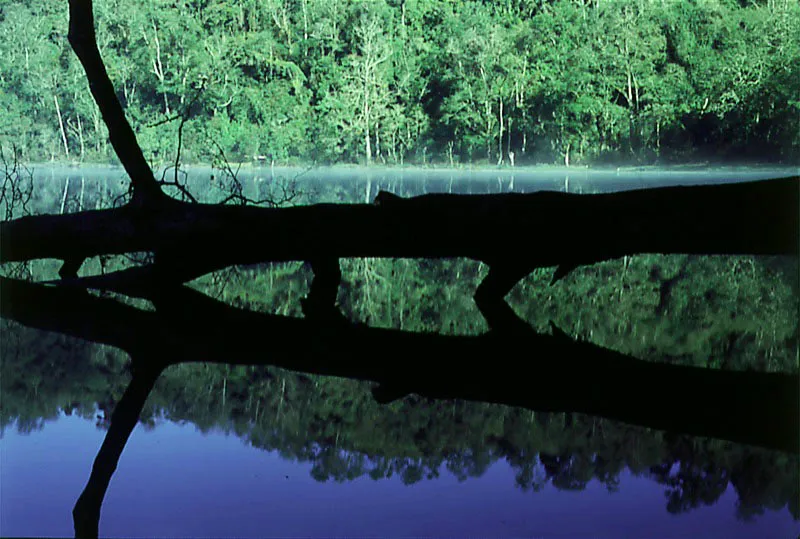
[2,255,797,521]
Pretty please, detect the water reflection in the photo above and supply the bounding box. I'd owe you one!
[1,170,798,537]
[24,164,800,213]
[3,414,797,538]
[1,253,798,537]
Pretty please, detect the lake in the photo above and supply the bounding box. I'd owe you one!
[20,163,800,213]
[1,165,798,538]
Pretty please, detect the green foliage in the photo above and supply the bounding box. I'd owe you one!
[2,0,798,165]
[208,252,797,373]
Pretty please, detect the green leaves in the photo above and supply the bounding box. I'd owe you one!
[3,0,799,164]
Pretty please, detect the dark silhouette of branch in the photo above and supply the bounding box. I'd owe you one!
[0,145,33,221]
[207,138,305,208]
[72,362,164,539]
[66,0,168,207]
[157,166,198,204]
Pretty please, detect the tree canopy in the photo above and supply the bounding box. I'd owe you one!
[2,0,798,166]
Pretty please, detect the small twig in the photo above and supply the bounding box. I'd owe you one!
[145,114,182,129]
[208,139,310,208]
[158,166,197,204]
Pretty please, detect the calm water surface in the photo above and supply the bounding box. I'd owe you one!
[1,166,798,537]
[2,414,797,538]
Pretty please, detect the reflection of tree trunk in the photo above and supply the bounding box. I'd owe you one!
[222,371,227,408]
[2,277,797,455]
[276,378,286,420]
[73,362,164,539]
[60,178,70,215]
[655,257,692,316]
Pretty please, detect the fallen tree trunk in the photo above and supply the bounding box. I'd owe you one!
[2,176,797,285]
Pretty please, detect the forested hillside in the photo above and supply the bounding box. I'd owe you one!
[2,0,798,165]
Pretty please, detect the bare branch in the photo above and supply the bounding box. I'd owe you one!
[207,137,310,208]
[0,146,33,280]
[0,145,33,221]
[158,167,197,204]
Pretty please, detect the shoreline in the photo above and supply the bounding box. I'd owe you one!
[20,160,800,175]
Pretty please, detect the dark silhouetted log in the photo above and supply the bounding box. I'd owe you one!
[3,178,797,288]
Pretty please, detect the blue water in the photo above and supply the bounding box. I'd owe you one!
[2,414,797,538]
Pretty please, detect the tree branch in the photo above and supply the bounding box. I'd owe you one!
[67,0,168,207]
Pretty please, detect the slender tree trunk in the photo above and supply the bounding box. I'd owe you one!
[448,140,455,167]
[498,98,504,165]
[92,106,101,153]
[151,22,169,116]
[375,124,381,162]
[507,116,513,165]
[302,0,308,54]
[364,78,372,163]
[77,114,85,159]
[365,116,372,163]
[486,99,492,162]
[656,120,661,156]
[55,95,69,159]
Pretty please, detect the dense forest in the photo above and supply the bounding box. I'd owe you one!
[2,0,799,166]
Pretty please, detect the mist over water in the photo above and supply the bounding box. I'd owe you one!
[26,164,800,211]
